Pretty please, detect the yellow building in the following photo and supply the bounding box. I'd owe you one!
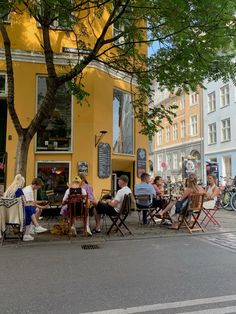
[150,82,203,181]
[0,7,148,199]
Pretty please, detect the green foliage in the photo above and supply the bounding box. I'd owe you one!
[67,81,90,106]
[3,0,236,138]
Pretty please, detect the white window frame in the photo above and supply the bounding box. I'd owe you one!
[190,92,198,106]
[173,123,178,141]
[190,115,198,136]
[208,91,216,113]
[180,120,186,139]
[221,118,231,142]
[180,94,185,110]
[166,154,171,170]
[0,73,7,96]
[157,129,162,145]
[208,122,217,145]
[166,126,170,143]
[220,84,230,108]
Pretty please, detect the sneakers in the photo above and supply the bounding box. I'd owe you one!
[23,234,34,241]
[86,226,92,236]
[34,225,47,233]
[71,225,77,236]
[29,225,35,235]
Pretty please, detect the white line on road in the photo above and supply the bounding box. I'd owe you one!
[80,294,236,314]
[182,305,236,314]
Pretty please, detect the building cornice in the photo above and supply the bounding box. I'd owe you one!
[153,137,203,153]
[0,48,137,85]
[205,146,236,155]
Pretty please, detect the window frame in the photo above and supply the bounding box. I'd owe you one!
[173,123,178,141]
[173,153,178,170]
[190,115,198,136]
[180,120,186,139]
[166,126,170,143]
[207,91,216,113]
[35,75,73,153]
[113,88,134,156]
[220,84,230,108]
[221,118,231,142]
[208,122,217,145]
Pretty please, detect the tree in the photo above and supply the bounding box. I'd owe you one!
[0,0,236,177]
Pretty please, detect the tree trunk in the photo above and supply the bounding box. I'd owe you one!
[15,133,31,179]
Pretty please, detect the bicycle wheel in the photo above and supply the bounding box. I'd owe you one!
[222,191,232,209]
[230,193,236,211]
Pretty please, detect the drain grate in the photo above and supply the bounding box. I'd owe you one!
[81,244,100,250]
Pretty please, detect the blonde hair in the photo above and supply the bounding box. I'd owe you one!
[4,174,25,198]
[187,173,198,192]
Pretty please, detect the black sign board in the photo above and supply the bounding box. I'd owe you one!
[98,143,111,178]
[137,148,146,177]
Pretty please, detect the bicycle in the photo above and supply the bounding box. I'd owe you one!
[220,176,235,210]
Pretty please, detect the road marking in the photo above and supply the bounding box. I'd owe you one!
[182,305,236,314]
[80,294,236,314]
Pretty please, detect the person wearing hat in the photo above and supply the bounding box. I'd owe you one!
[61,176,92,236]
[93,174,131,233]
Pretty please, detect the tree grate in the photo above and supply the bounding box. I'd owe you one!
[81,244,100,250]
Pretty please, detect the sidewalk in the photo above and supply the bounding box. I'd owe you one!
[2,207,235,247]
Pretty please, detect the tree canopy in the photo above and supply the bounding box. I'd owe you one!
[1,0,236,174]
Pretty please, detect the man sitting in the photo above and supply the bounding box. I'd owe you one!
[134,172,156,224]
[93,175,131,233]
[23,178,48,236]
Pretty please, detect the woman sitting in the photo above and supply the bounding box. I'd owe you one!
[157,174,204,227]
[4,174,47,241]
[61,176,92,236]
[203,174,220,209]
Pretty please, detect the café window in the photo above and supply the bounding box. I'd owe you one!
[113,89,134,155]
[0,74,7,96]
[37,161,69,201]
[36,76,72,152]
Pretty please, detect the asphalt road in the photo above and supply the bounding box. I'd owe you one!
[1,234,236,314]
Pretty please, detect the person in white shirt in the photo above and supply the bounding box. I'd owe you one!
[23,177,48,238]
[93,175,131,233]
[203,174,220,209]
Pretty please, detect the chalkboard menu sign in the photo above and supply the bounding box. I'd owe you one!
[98,143,111,178]
[137,148,146,177]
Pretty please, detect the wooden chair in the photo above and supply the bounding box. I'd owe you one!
[134,194,158,225]
[67,194,88,238]
[201,196,221,228]
[107,194,133,236]
[177,193,205,234]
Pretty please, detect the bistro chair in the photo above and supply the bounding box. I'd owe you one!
[134,194,158,225]
[201,196,221,228]
[107,194,133,236]
[177,193,205,234]
[67,194,88,238]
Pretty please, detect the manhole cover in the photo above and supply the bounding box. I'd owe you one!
[81,244,100,250]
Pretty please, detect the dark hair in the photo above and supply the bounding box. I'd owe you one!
[207,174,216,182]
[31,178,43,186]
[140,172,150,182]
[153,176,162,184]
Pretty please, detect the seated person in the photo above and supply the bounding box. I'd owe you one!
[203,174,220,209]
[157,174,204,228]
[134,172,156,224]
[93,175,131,233]
[61,176,91,236]
[4,174,47,241]
[152,175,165,210]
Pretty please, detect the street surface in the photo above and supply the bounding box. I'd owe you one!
[1,234,236,314]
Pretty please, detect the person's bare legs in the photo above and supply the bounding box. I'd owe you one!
[159,201,176,217]
[93,208,101,231]
[35,207,42,220]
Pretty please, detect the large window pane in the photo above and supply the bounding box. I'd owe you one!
[36,76,72,151]
[113,89,133,155]
[37,162,69,201]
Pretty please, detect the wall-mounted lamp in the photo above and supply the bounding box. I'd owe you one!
[95,130,108,147]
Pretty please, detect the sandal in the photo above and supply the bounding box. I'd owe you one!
[92,229,101,234]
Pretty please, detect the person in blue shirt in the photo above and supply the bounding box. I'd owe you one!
[134,172,156,224]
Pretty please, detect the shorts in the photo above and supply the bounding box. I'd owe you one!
[96,202,118,216]
[24,205,36,225]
